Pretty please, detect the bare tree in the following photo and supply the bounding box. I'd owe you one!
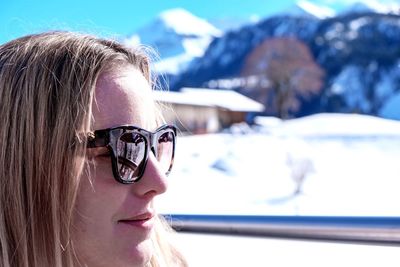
[241,37,325,119]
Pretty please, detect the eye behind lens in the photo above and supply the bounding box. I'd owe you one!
[117,132,148,182]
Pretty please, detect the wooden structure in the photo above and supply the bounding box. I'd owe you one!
[152,87,264,134]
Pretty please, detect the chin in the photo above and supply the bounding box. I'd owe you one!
[124,238,154,267]
[76,238,154,267]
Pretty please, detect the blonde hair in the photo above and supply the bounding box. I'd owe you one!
[0,31,186,267]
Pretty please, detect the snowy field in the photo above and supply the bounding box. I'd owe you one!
[157,113,400,216]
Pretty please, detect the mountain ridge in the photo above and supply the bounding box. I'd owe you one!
[123,4,400,120]
[124,8,221,75]
[169,11,400,120]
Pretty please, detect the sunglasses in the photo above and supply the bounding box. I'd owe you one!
[87,124,176,184]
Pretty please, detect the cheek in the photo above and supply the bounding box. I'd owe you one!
[72,161,155,266]
[74,159,120,225]
[72,161,122,262]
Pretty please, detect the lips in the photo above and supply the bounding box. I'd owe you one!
[118,212,155,229]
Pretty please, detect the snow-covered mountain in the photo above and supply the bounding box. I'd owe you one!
[124,8,222,75]
[169,10,400,120]
[339,2,378,15]
[280,0,336,19]
[339,1,400,16]
[314,13,400,119]
[123,2,400,120]
[209,15,261,32]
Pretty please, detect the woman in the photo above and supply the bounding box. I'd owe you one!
[0,31,187,267]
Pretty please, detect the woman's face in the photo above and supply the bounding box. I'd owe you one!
[73,65,168,267]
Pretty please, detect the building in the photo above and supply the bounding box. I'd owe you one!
[152,87,264,134]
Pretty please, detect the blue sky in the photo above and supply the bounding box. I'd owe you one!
[0,0,306,44]
[0,0,397,44]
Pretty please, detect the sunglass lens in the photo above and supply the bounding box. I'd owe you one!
[156,130,175,175]
[117,132,147,182]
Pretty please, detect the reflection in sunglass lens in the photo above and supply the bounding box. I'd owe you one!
[117,133,146,181]
[157,131,174,175]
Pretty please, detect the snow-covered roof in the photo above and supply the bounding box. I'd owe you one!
[152,87,264,112]
[152,90,211,107]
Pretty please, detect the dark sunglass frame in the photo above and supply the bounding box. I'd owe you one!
[87,124,176,184]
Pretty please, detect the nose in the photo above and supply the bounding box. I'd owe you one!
[132,154,168,198]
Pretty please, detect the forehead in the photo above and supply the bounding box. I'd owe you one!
[92,65,157,131]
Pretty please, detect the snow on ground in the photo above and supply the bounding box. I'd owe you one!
[156,113,400,216]
[380,92,400,120]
